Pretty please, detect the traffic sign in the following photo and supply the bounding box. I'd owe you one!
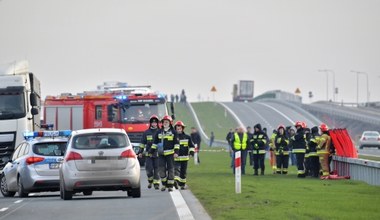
[211,86,217,92]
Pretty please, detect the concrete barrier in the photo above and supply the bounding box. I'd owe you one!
[332,155,380,186]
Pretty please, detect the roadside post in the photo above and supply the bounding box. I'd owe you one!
[235,151,241,193]
[194,144,199,165]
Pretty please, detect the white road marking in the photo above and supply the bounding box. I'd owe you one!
[170,189,195,220]
[218,102,245,128]
[257,102,295,125]
[0,208,8,212]
[14,200,23,204]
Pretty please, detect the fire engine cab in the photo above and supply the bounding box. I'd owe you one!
[43,89,173,162]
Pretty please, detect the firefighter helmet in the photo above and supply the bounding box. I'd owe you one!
[319,123,329,132]
[277,124,285,130]
[149,115,159,123]
[295,121,303,128]
[174,121,186,128]
[161,115,173,123]
[301,122,307,128]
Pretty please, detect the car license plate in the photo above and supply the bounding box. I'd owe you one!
[49,163,59,169]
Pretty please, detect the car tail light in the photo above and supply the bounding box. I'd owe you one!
[65,151,83,162]
[121,149,136,158]
[26,156,44,165]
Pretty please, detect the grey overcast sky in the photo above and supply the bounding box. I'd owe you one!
[1,0,380,103]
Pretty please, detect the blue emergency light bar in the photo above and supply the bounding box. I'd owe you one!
[115,95,128,100]
[23,130,72,140]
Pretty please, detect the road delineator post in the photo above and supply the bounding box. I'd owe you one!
[235,151,241,194]
[194,144,199,165]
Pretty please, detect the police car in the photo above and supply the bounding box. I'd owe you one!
[0,130,70,197]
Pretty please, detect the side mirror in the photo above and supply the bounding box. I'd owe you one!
[31,107,39,115]
[107,105,115,122]
[30,93,38,106]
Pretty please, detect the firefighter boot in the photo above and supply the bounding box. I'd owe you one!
[261,169,265,175]
[254,169,258,176]
[168,187,173,192]
[154,184,159,190]
[161,186,166,191]
[148,182,152,189]
[174,181,179,190]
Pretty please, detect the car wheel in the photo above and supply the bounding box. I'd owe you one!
[60,179,73,200]
[17,177,28,198]
[0,174,16,197]
[129,187,141,198]
[83,190,93,196]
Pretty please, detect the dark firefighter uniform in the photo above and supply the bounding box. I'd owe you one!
[251,124,268,175]
[150,116,179,191]
[292,121,307,178]
[273,125,289,174]
[138,115,160,189]
[174,121,195,190]
[230,127,249,175]
[307,126,321,178]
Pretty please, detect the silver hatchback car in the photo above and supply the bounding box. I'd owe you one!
[358,131,380,149]
[60,128,141,200]
[0,131,70,197]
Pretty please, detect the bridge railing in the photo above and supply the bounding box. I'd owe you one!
[332,155,380,186]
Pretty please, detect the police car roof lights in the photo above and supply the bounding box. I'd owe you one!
[23,130,72,140]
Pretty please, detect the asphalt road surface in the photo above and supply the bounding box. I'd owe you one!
[0,169,210,220]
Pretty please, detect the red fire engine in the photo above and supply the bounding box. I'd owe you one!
[43,90,173,153]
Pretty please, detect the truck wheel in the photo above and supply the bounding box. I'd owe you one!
[17,177,28,198]
[0,174,16,197]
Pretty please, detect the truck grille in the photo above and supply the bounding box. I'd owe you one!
[0,132,16,170]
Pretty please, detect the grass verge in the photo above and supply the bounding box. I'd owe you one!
[187,148,380,220]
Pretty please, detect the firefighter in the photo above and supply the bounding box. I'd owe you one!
[304,127,311,176]
[174,121,195,190]
[150,115,179,192]
[274,125,289,174]
[269,129,277,174]
[308,126,321,178]
[251,124,267,175]
[138,115,160,189]
[292,121,307,178]
[230,126,250,175]
[318,123,331,178]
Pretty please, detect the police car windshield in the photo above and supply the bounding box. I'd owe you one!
[73,133,129,149]
[33,142,67,156]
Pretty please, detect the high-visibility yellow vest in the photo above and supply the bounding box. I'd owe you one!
[233,133,248,150]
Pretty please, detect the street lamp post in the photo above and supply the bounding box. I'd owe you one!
[318,69,335,102]
[351,71,369,106]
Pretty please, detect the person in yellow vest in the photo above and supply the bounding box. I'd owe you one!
[251,124,268,175]
[230,126,250,175]
[269,129,277,174]
[318,123,331,178]
[273,125,290,174]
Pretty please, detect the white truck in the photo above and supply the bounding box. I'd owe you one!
[0,61,41,170]
[232,80,254,102]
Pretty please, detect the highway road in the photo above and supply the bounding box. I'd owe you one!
[222,101,322,132]
[0,169,210,220]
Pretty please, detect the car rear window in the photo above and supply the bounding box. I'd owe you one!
[33,142,67,156]
[73,133,129,149]
[364,132,380,137]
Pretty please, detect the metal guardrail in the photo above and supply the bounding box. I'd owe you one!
[332,155,380,186]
